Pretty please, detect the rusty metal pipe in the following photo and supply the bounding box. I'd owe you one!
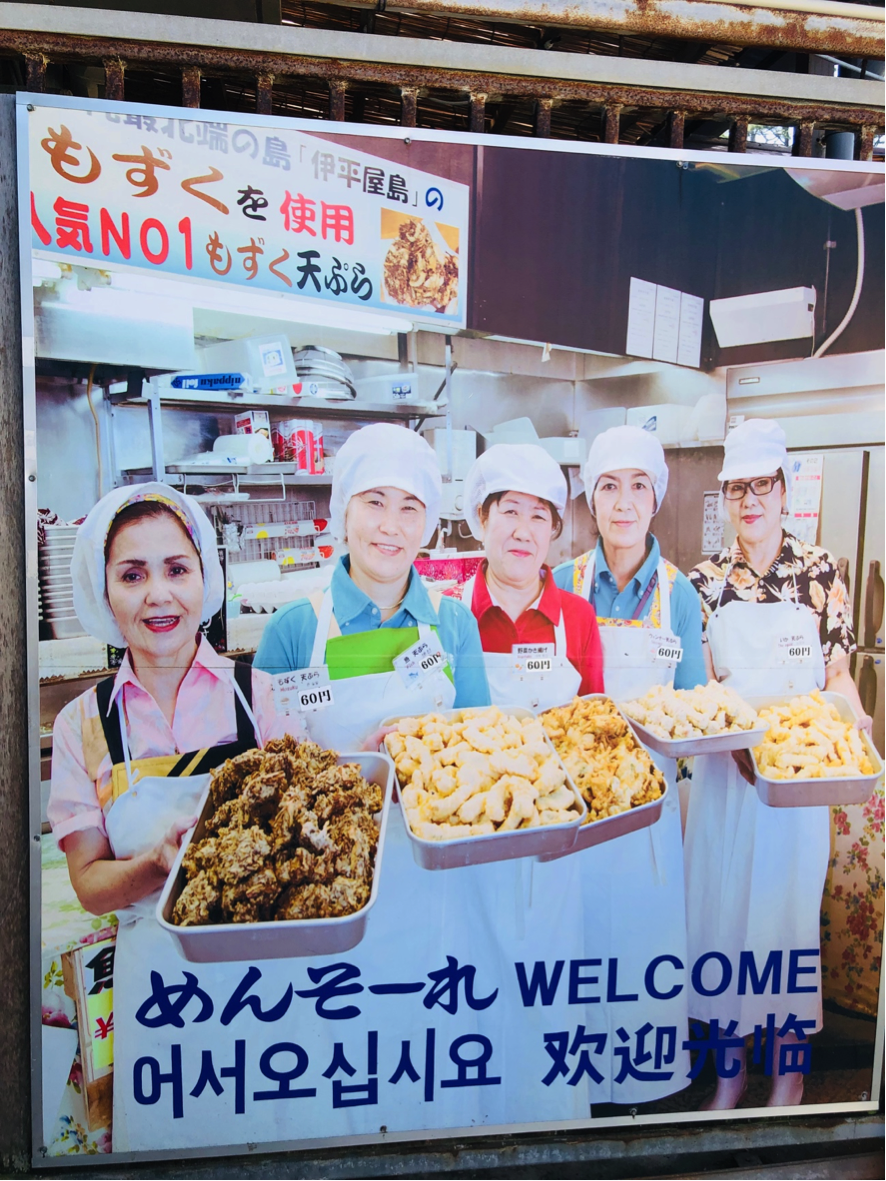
[181,64,201,108]
[793,119,816,156]
[23,52,46,92]
[103,56,125,102]
[668,108,686,149]
[729,115,749,153]
[256,71,274,115]
[469,91,487,134]
[603,102,621,144]
[329,78,349,121]
[400,85,419,127]
[535,97,554,138]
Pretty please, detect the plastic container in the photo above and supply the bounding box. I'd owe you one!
[156,751,395,962]
[622,716,768,760]
[381,706,585,869]
[747,692,883,808]
[536,694,668,861]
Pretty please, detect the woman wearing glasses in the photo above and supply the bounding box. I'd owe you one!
[685,419,870,1110]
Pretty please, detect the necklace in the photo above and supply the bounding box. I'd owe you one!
[377,592,407,621]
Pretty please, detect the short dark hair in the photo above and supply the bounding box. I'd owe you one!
[479,490,563,539]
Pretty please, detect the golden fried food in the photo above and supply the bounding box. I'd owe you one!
[172,742,381,927]
[385,707,581,841]
[383,218,458,311]
[621,681,759,740]
[541,698,664,823]
[755,690,875,780]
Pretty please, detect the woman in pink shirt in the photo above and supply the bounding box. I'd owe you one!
[49,482,300,916]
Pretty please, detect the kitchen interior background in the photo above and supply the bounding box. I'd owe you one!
[33,145,885,1052]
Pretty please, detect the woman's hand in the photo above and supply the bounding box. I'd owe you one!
[856,714,874,737]
[362,724,398,752]
[731,748,757,786]
[150,815,198,877]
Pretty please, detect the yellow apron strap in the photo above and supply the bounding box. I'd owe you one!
[308,589,341,641]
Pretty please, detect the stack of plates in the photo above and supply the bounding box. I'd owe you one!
[293,346,356,400]
[39,525,85,640]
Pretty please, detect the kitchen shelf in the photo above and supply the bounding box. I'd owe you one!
[118,391,444,421]
[123,464,333,486]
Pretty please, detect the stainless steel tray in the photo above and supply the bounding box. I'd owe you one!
[157,751,395,961]
[536,694,667,860]
[623,716,768,759]
[382,706,585,870]
[747,692,883,808]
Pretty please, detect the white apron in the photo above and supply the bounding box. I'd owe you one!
[462,573,582,712]
[573,550,692,1105]
[107,673,262,1147]
[462,570,590,1118]
[684,585,829,1035]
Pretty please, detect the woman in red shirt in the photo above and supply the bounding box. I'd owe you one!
[456,443,603,710]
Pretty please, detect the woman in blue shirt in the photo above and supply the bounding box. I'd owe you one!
[552,425,703,1108]
[255,422,489,749]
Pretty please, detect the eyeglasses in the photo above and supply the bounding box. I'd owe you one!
[722,476,782,501]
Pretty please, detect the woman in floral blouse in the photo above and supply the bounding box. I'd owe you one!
[684,418,870,1111]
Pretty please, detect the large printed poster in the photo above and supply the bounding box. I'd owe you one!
[21,95,885,1163]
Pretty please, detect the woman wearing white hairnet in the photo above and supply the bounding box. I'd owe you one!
[48,483,303,1150]
[457,443,603,710]
[50,482,295,916]
[551,424,704,1108]
[686,419,870,1109]
[255,423,489,747]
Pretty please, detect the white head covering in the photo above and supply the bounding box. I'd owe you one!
[331,423,442,547]
[71,482,224,647]
[717,418,791,522]
[582,425,669,516]
[464,443,568,541]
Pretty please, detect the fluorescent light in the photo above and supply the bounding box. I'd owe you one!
[106,270,414,335]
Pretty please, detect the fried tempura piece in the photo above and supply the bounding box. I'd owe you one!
[221,866,280,923]
[212,825,272,883]
[204,798,251,835]
[210,749,266,805]
[275,877,369,920]
[172,871,220,926]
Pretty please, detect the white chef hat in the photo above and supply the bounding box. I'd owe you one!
[331,423,442,547]
[71,482,224,647]
[582,425,669,516]
[464,443,568,541]
[717,418,791,522]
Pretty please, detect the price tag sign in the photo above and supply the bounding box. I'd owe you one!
[650,633,683,665]
[513,643,554,674]
[778,635,813,663]
[393,637,446,689]
[272,666,334,713]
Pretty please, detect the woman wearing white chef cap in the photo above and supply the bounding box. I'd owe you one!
[685,418,870,1109]
[552,424,705,1109]
[458,443,603,711]
[256,421,489,749]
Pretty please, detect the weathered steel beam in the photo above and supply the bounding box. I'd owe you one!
[0,4,879,112]
[603,101,622,143]
[328,78,349,121]
[729,113,749,151]
[312,0,885,59]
